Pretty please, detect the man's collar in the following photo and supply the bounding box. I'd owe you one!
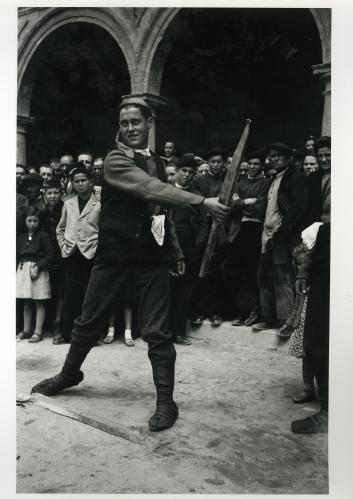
[247,172,265,181]
[116,139,153,159]
[175,182,188,190]
[275,167,289,178]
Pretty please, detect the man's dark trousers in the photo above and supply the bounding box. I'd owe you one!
[62,250,94,341]
[169,241,195,339]
[303,224,330,411]
[61,262,176,392]
[222,221,263,318]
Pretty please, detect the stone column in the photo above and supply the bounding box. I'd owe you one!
[17,115,35,166]
[121,93,168,151]
[312,63,331,136]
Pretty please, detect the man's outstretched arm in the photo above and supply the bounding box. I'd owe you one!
[104,149,230,222]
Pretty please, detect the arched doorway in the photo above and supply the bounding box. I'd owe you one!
[20,22,130,166]
[157,8,323,156]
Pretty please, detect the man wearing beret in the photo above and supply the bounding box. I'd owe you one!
[224,150,271,327]
[32,97,230,432]
[169,153,209,345]
[191,149,227,326]
[253,142,309,331]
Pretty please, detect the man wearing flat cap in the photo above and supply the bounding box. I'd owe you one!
[252,142,309,332]
[32,96,230,432]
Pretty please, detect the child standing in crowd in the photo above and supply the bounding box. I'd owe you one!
[16,205,53,342]
[56,166,100,343]
[41,180,65,342]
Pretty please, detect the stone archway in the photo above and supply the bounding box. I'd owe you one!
[138,8,331,142]
[17,8,134,165]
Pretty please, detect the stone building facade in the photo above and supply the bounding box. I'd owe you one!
[17,7,331,166]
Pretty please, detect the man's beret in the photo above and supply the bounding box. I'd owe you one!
[69,166,92,180]
[118,97,152,115]
[166,160,179,168]
[315,136,331,151]
[177,153,197,169]
[22,173,43,187]
[266,142,292,156]
[205,148,227,160]
[245,149,265,163]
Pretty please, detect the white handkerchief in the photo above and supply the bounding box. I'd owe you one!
[301,222,323,250]
[151,214,165,246]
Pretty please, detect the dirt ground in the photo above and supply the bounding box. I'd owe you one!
[16,321,328,494]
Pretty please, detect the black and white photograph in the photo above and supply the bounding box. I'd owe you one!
[1,1,352,496]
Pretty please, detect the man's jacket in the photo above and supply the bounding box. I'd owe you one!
[276,166,309,247]
[56,193,100,260]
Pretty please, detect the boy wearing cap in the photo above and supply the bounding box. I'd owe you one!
[253,142,309,332]
[32,97,229,432]
[55,166,100,344]
[224,150,270,327]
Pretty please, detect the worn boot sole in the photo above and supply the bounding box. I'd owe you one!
[31,371,84,396]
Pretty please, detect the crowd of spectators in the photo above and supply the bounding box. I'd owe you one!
[16,134,331,434]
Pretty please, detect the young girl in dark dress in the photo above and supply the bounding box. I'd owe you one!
[16,206,53,342]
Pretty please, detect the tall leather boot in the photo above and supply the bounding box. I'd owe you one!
[148,355,178,432]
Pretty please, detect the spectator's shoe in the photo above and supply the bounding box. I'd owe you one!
[31,371,84,396]
[52,321,62,336]
[191,315,205,326]
[231,317,243,326]
[277,323,294,340]
[124,338,135,347]
[149,401,179,432]
[210,315,223,327]
[103,334,114,344]
[244,310,260,327]
[28,332,42,343]
[173,335,191,345]
[291,409,328,434]
[52,335,68,345]
[252,321,277,332]
[16,331,32,340]
[292,389,316,403]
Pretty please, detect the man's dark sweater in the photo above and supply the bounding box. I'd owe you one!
[192,172,223,199]
[171,185,209,257]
